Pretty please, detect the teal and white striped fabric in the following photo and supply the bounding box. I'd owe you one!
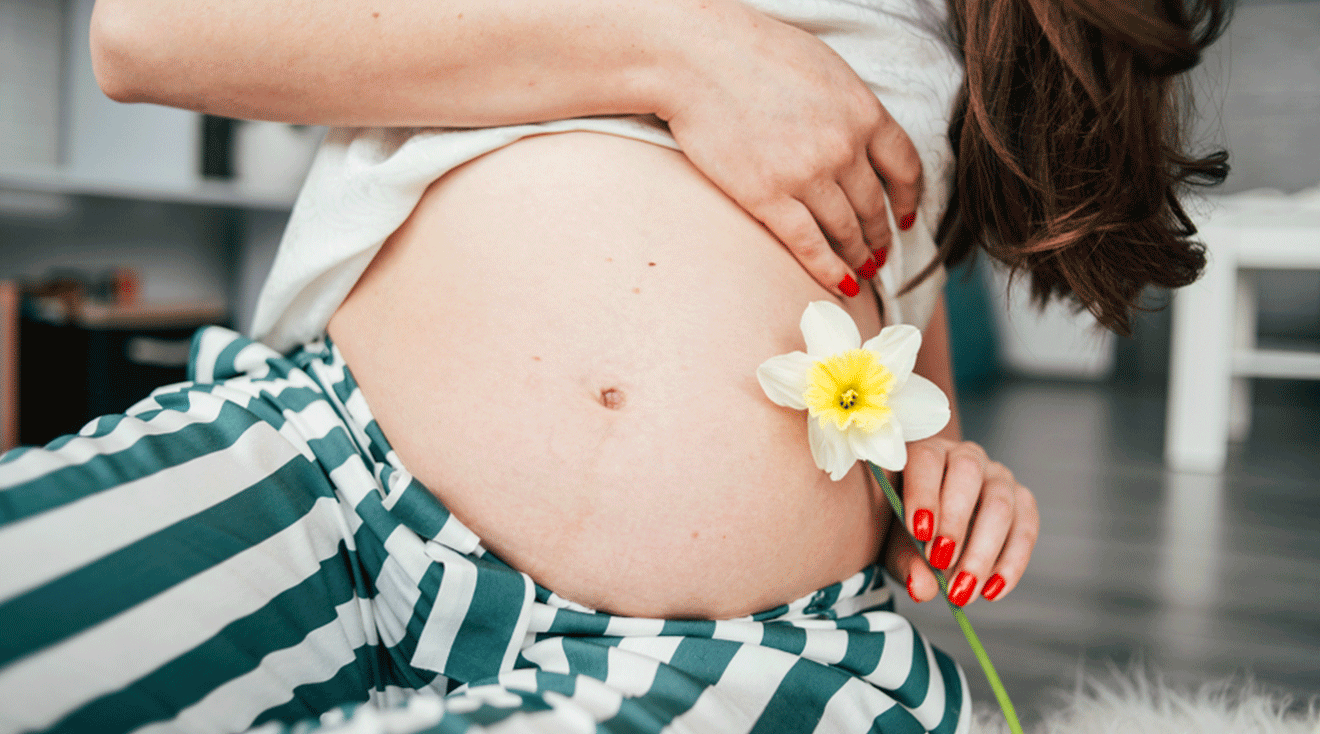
[0,327,970,734]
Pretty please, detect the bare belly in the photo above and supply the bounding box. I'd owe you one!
[328,131,890,619]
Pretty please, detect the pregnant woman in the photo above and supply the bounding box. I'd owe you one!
[0,0,1226,731]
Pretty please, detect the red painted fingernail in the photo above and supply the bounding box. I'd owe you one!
[898,213,916,231]
[906,573,920,603]
[912,509,934,542]
[858,256,878,280]
[949,571,977,607]
[982,574,1006,601]
[873,246,889,269]
[838,274,860,297]
[930,536,955,570]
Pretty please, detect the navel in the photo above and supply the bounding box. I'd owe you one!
[598,388,626,410]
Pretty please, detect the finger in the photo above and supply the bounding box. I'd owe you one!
[945,462,1017,607]
[866,107,924,231]
[929,442,989,573]
[801,180,870,274]
[883,515,939,603]
[901,439,948,545]
[755,196,861,298]
[837,153,893,264]
[981,484,1040,602]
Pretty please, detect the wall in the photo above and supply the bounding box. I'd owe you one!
[1195,0,1320,338]
[0,0,62,168]
[1200,0,1320,196]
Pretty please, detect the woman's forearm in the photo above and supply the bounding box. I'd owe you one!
[89,0,733,126]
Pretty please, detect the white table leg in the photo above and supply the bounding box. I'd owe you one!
[1229,269,1257,442]
[1166,224,1236,473]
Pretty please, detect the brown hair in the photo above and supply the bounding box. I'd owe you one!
[928,0,1231,334]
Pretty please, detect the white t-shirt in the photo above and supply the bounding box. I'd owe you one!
[251,0,963,353]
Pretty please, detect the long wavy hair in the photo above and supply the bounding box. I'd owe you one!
[928,0,1231,334]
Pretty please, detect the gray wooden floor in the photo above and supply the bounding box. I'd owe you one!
[903,374,1320,720]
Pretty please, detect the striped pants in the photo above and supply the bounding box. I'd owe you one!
[0,327,970,734]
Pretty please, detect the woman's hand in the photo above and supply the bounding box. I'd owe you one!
[661,3,923,297]
[884,437,1039,606]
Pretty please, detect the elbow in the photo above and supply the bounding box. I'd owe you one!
[89,0,152,103]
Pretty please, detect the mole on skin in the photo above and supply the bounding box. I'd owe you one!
[599,388,625,410]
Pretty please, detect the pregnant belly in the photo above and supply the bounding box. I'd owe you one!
[328,131,891,619]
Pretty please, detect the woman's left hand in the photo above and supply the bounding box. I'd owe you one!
[883,437,1039,607]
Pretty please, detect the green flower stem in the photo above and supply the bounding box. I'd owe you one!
[867,461,1025,734]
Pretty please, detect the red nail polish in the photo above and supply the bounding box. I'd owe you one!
[906,573,920,603]
[912,509,934,542]
[873,246,888,269]
[949,571,977,607]
[858,257,878,280]
[898,213,916,231]
[982,574,1006,601]
[838,274,860,297]
[930,536,955,570]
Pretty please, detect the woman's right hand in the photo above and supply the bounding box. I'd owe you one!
[659,1,924,297]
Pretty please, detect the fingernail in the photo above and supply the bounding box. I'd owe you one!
[858,256,878,280]
[906,573,920,603]
[930,536,955,570]
[898,213,916,231]
[873,245,889,269]
[982,573,1006,601]
[838,274,860,297]
[949,571,977,607]
[912,509,934,542]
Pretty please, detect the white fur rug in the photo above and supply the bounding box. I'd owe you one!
[972,670,1319,734]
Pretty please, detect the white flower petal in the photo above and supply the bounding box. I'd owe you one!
[801,301,861,357]
[756,352,815,410]
[809,420,858,481]
[888,373,951,442]
[861,324,922,386]
[848,419,907,471]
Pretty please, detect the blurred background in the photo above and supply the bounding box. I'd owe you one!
[0,0,1316,722]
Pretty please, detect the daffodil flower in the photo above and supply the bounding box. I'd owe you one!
[756,301,950,479]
